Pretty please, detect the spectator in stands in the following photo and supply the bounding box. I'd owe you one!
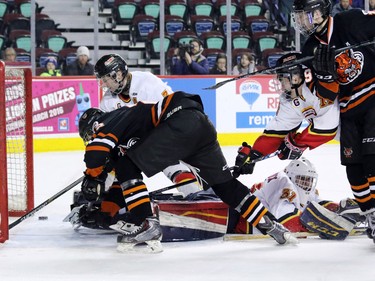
[40,57,61,77]
[209,53,227,75]
[332,0,353,16]
[171,39,209,75]
[232,52,257,75]
[3,47,17,62]
[63,46,94,76]
[370,0,375,10]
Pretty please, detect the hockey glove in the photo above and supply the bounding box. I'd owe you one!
[313,44,337,82]
[278,133,307,160]
[81,172,107,202]
[232,142,262,178]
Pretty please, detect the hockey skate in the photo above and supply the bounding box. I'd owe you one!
[258,215,298,245]
[364,211,375,242]
[110,216,163,253]
[337,198,365,224]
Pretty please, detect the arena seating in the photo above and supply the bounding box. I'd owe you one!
[0,0,294,74]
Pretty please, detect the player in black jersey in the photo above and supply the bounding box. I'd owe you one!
[292,0,375,242]
[78,91,298,250]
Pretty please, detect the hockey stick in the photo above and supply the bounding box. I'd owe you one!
[229,150,281,171]
[150,179,197,196]
[223,226,367,241]
[204,39,375,90]
[9,176,84,229]
[151,151,281,195]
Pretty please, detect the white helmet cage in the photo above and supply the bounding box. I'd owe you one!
[284,157,318,206]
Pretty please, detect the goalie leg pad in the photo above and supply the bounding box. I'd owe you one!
[300,201,355,240]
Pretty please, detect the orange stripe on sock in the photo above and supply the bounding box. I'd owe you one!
[351,182,369,191]
[242,197,259,218]
[127,198,150,211]
[253,208,268,226]
[123,184,146,195]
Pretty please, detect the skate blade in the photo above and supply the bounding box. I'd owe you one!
[284,232,299,245]
[117,240,163,254]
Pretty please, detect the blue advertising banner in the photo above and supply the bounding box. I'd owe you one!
[161,76,217,126]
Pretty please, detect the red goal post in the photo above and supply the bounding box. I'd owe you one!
[0,61,34,243]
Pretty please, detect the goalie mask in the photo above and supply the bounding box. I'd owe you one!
[275,52,305,101]
[284,157,318,208]
[292,0,331,36]
[94,54,129,95]
[79,108,105,144]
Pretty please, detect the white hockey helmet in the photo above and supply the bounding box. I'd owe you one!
[284,157,318,207]
[94,54,129,95]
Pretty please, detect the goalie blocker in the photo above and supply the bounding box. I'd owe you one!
[300,201,355,240]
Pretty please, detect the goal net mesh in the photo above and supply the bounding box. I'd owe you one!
[1,63,33,242]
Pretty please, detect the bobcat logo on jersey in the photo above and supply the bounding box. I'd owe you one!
[118,137,139,156]
[343,147,353,158]
[336,49,363,85]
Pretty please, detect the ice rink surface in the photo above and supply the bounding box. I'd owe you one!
[1,144,375,281]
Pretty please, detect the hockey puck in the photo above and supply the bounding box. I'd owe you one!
[38,216,48,220]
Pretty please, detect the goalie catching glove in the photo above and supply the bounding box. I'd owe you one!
[313,44,338,82]
[81,172,107,201]
[232,142,262,178]
[278,133,307,160]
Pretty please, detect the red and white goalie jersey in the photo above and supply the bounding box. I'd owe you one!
[100,71,173,111]
[234,171,320,234]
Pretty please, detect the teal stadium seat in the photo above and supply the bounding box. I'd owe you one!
[166,0,188,22]
[113,0,139,25]
[189,0,215,17]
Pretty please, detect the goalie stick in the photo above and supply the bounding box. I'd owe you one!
[223,226,367,241]
[204,39,375,90]
[9,176,84,229]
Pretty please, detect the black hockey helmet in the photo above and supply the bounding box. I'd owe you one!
[78,108,105,144]
[94,54,128,95]
[275,52,305,100]
[292,0,332,35]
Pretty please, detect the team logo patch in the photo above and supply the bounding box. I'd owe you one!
[92,121,104,133]
[125,137,139,149]
[336,49,363,85]
[343,147,353,158]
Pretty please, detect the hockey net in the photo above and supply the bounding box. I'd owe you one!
[0,61,34,243]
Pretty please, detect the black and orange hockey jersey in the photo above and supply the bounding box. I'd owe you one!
[83,91,204,178]
[302,9,375,117]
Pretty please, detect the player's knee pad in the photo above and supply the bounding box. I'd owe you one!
[163,163,191,181]
[300,201,355,240]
